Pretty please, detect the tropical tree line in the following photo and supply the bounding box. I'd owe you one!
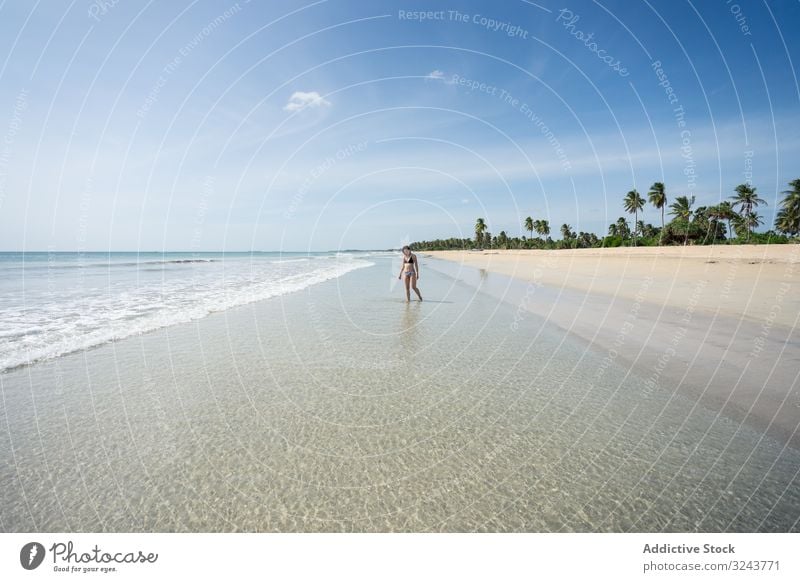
[410,180,800,250]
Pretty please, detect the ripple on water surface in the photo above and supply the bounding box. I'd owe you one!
[1,257,798,532]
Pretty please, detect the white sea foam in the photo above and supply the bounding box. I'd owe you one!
[0,254,373,372]
[270,258,310,264]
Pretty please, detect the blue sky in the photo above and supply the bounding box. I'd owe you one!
[0,0,798,251]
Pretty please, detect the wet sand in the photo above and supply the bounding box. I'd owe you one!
[424,246,800,449]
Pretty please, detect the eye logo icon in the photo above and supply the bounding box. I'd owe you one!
[20,542,45,570]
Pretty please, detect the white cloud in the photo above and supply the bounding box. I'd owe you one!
[427,69,457,85]
[283,91,331,112]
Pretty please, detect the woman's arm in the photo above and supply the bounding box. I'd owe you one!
[414,254,420,278]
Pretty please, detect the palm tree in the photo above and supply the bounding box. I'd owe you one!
[707,205,725,243]
[497,230,509,248]
[535,219,550,238]
[730,184,766,242]
[615,217,630,239]
[648,182,667,240]
[749,213,763,233]
[583,232,599,247]
[731,214,761,239]
[524,216,534,241]
[560,223,573,240]
[669,195,694,245]
[669,195,694,220]
[775,179,800,236]
[641,222,658,238]
[713,200,737,242]
[530,220,544,247]
[623,189,645,246]
[475,217,487,248]
[776,206,800,237]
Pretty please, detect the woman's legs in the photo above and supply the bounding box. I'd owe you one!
[410,273,422,301]
[403,272,411,301]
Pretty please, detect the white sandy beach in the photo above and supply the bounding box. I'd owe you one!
[425,245,800,328]
[423,245,800,448]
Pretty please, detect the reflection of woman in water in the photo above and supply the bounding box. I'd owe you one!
[397,245,423,302]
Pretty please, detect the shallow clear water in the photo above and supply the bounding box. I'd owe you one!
[1,254,798,532]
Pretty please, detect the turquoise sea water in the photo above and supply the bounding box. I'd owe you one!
[0,253,798,532]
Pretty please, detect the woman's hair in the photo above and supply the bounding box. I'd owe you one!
[402,245,410,251]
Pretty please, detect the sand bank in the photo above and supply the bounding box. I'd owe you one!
[422,246,800,448]
[425,245,800,328]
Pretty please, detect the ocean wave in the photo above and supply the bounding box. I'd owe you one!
[270,258,310,264]
[0,259,374,373]
[3,258,218,271]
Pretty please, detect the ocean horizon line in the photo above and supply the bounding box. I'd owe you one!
[0,248,399,254]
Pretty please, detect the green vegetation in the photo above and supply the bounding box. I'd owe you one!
[775,179,800,236]
[410,180,800,250]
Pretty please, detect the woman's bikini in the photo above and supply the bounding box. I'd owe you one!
[403,253,415,277]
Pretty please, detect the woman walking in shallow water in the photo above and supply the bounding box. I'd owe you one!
[397,245,423,302]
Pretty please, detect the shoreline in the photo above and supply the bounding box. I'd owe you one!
[421,247,800,449]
